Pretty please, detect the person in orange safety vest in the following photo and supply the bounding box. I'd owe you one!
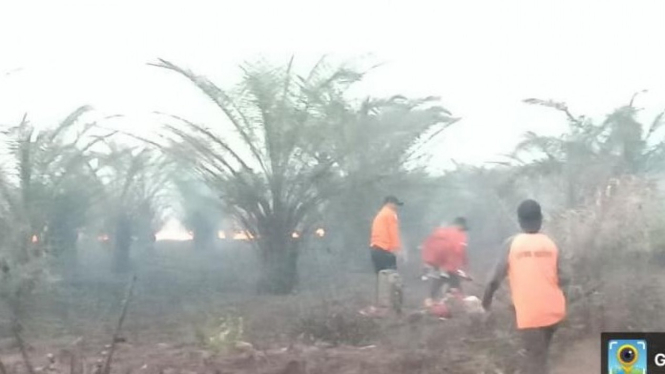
[482,199,569,374]
[421,217,469,306]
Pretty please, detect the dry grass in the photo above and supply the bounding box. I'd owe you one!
[1,189,664,374]
[0,239,520,373]
[549,175,665,334]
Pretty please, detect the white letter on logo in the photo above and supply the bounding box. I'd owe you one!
[654,353,665,366]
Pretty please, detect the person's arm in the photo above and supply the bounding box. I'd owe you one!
[482,237,513,311]
[388,213,401,251]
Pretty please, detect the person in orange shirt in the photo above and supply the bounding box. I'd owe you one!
[369,195,403,274]
[482,199,569,374]
[421,217,469,306]
[359,195,403,316]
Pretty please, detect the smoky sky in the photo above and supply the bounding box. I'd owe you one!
[1,0,664,173]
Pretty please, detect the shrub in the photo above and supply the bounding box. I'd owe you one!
[195,313,246,353]
[548,176,665,332]
[291,307,380,346]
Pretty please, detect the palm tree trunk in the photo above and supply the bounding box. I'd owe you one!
[113,214,132,273]
[193,225,215,251]
[190,212,216,251]
[257,235,299,295]
[53,227,80,275]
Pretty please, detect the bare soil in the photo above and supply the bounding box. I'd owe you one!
[552,338,600,374]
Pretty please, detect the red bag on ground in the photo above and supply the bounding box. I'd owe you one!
[428,301,451,319]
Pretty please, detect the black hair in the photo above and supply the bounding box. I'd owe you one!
[517,199,542,233]
[383,195,403,206]
[453,217,467,229]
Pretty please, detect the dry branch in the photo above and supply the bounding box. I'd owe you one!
[101,275,137,374]
[12,319,35,374]
[0,356,8,374]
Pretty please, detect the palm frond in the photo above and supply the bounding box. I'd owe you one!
[645,111,665,143]
[523,98,582,126]
[149,59,266,170]
[47,105,92,143]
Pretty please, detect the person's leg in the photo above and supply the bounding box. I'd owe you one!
[385,251,397,270]
[370,248,383,274]
[371,248,395,307]
[370,248,383,306]
[541,324,558,371]
[519,327,549,374]
[448,272,461,291]
[382,252,400,313]
[429,276,446,300]
[446,272,464,300]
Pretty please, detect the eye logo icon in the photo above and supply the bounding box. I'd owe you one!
[608,340,647,373]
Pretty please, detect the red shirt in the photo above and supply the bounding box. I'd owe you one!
[421,227,468,272]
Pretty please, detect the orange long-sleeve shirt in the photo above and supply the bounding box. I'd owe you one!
[370,206,401,252]
[421,227,468,272]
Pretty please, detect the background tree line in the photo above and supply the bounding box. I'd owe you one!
[1,56,663,308]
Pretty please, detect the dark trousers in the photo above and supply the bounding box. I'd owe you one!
[370,247,397,306]
[370,247,397,273]
[429,272,461,299]
[518,324,558,374]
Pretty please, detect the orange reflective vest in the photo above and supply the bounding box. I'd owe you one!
[507,233,566,329]
[370,206,401,252]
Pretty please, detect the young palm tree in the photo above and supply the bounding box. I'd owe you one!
[323,95,459,262]
[512,94,665,208]
[175,176,221,251]
[598,101,665,174]
[0,107,109,260]
[151,58,364,293]
[90,143,172,273]
[0,107,106,358]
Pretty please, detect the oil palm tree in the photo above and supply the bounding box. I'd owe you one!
[151,57,371,293]
[511,94,665,208]
[0,107,107,342]
[175,175,222,251]
[323,95,458,262]
[89,143,172,273]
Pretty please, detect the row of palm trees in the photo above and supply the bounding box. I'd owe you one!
[510,93,665,208]
[6,57,658,296]
[0,107,171,279]
[0,57,459,296]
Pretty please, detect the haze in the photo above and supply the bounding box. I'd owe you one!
[2,0,664,172]
[1,1,665,374]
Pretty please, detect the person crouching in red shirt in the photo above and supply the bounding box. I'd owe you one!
[421,217,469,306]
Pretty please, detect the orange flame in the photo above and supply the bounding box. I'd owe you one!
[233,231,254,241]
